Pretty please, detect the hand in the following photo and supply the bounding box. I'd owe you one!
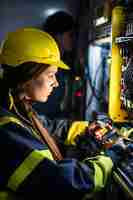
[104,138,127,165]
[74,120,117,156]
[71,120,118,160]
[65,133,102,161]
[126,143,133,152]
[75,133,102,158]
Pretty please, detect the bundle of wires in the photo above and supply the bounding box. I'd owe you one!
[122,56,133,112]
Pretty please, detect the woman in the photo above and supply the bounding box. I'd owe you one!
[0,27,122,200]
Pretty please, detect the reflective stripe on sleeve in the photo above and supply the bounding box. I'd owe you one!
[0,115,41,140]
[7,149,53,191]
[84,155,113,193]
[92,156,113,192]
[0,116,23,127]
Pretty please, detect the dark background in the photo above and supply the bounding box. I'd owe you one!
[0,0,81,42]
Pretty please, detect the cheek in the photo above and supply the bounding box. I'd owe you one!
[25,80,50,102]
[32,83,50,101]
[33,87,49,101]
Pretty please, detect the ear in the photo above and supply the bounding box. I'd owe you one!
[19,92,31,101]
[23,94,32,101]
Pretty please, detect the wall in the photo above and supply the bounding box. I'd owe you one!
[0,0,80,42]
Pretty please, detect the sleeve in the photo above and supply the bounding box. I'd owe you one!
[16,156,113,200]
[0,122,113,200]
[37,113,72,139]
[37,113,73,155]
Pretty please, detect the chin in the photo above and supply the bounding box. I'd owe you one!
[39,96,48,102]
[35,97,48,103]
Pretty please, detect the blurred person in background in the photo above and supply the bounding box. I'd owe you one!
[33,11,77,119]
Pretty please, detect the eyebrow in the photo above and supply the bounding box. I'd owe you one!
[46,69,58,74]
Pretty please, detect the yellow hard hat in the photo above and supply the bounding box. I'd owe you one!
[0,27,69,70]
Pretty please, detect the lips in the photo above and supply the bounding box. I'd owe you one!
[48,90,53,95]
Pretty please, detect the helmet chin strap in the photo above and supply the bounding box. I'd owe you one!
[8,89,14,111]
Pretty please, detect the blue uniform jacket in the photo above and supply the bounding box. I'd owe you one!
[0,107,113,200]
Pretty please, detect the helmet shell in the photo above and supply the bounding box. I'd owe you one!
[0,27,69,70]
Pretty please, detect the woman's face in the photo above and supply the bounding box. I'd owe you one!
[24,65,59,102]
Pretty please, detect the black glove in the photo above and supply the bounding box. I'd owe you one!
[104,138,127,166]
[75,133,102,159]
[126,143,133,153]
[66,120,118,160]
[74,120,118,160]
[65,135,101,160]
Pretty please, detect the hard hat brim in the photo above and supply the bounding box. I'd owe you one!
[54,60,70,70]
[44,59,70,70]
[0,54,70,70]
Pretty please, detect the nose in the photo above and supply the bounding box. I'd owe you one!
[53,77,59,88]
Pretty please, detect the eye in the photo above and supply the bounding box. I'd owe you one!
[48,73,56,79]
[48,74,53,79]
